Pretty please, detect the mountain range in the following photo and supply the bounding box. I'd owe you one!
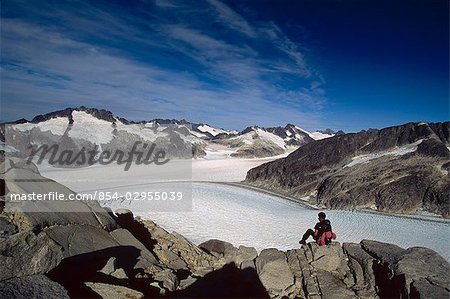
[0,106,336,163]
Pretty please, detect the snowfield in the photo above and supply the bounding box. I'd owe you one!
[295,125,334,140]
[193,152,291,181]
[309,131,334,140]
[197,124,236,137]
[115,122,161,142]
[14,117,69,136]
[69,111,114,144]
[38,151,287,186]
[344,139,423,168]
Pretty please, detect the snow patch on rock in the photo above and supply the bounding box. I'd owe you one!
[309,131,334,140]
[344,139,423,168]
[294,126,333,141]
[197,125,232,137]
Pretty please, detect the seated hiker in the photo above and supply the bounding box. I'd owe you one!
[299,212,336,246]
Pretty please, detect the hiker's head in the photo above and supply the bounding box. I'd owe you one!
[318,212,326,221]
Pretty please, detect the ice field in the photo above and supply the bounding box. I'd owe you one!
[136,182,450,261]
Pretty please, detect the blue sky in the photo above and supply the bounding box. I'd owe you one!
[1,0,448,132]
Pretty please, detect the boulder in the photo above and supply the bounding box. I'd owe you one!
[285,249,305,298]
[85,282,144,299]
[115,208,133,218]
[3,167,74,196]
[152,269,179,291]
[235,245,257,267]
[143,224,224,272]
[410,278,449,299]
[360,239,405,267]
[343,242,377,298]
[143,219,170,239]
[109,228,158,269]
[0,275,69,299]
[255,248,286,271]
[199,238,237,262]
[309,242,344,272]
[2,167,116,232]
[97,256,127,279]
[316,270,358,299]
[0,231,63,281]
[394,247,450,298]
[111,268,128,279]
[255,248,294,297]
[114,208,134,224]
[44,225,120,258]
[241,259,256,270]
[192,266,214,277]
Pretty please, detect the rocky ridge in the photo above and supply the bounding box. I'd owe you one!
[246,121,450,217]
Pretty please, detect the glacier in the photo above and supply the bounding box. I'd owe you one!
[39,160,450,261]
[100,182,450,261]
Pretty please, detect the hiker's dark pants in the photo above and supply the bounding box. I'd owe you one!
[300,229,318,242]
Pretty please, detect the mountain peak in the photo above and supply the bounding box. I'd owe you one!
[30,106,119,125]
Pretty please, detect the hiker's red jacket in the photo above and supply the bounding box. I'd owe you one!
[317,231,337,246]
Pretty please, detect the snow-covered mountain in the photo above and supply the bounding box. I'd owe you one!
[191,124,238,139]
[209,124,316,158]
[1,107,336,163]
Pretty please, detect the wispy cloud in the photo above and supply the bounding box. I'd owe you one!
[205,0,257,37]
[1,0,326,130]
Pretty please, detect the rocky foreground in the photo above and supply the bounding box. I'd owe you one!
[1,157,450,298]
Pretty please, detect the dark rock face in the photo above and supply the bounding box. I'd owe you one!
[31,106,117,124]
[319,128,345,136]
[0,215,17,237]
[266,124,315,146]
[230,140,285,158]
[0,231,64,281]
[0,275,70,299]
[246,121,450,217]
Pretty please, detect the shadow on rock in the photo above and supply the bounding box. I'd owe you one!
[47,246,159,298]
[372,260,398,299]
[169,263,269,298]
[115,210,158,252]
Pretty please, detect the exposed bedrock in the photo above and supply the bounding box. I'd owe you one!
[246,121,450,217]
